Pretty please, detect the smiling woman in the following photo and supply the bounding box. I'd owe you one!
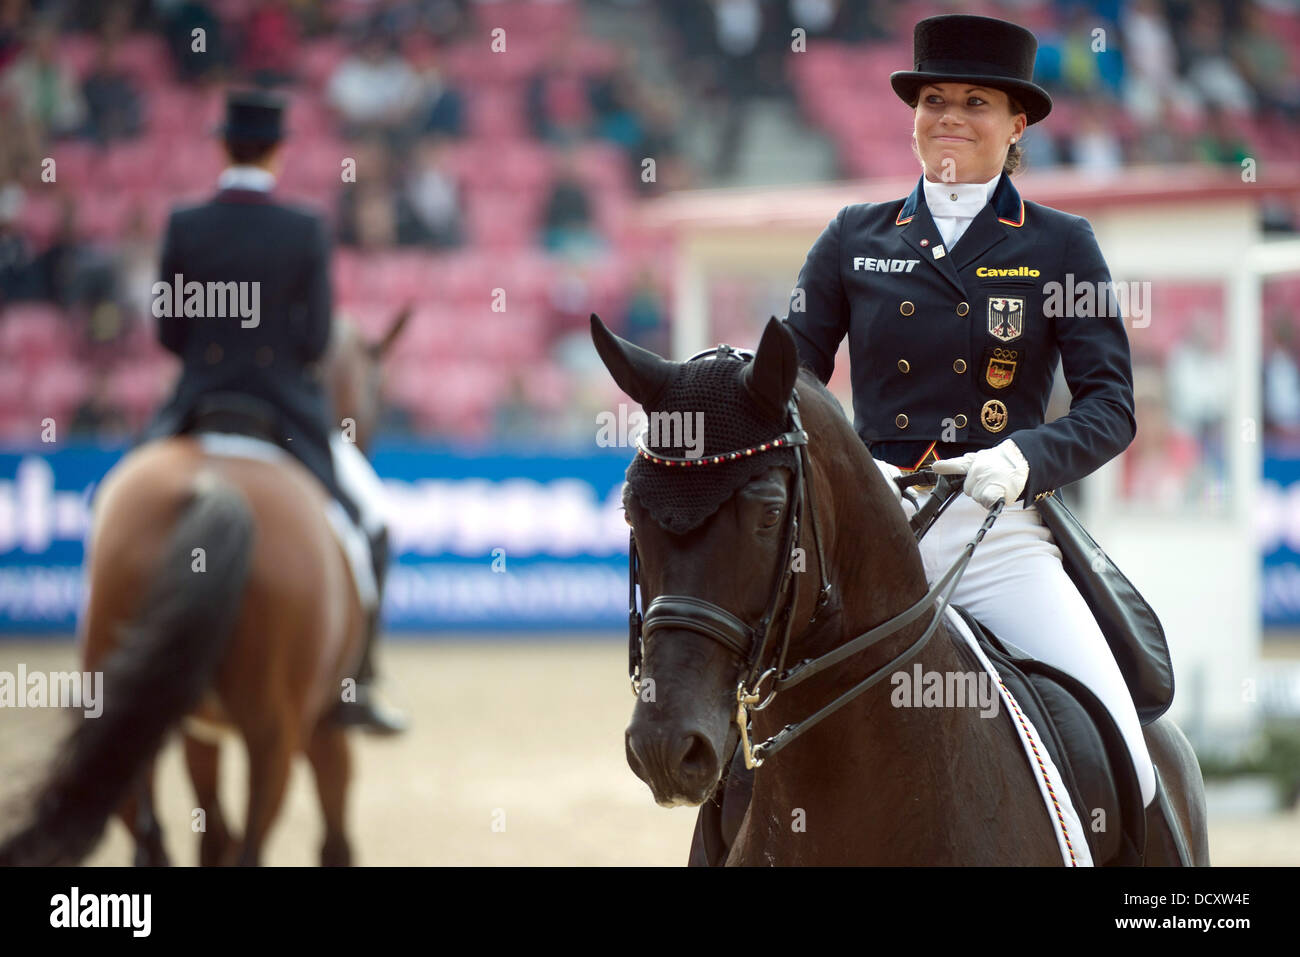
[912,83,1027,179]
[777,13,1205,863]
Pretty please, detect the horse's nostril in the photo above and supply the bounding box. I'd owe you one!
[677,732,717,778]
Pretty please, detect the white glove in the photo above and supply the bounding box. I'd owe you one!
[930,439,1030,509]
[873,458,909,510]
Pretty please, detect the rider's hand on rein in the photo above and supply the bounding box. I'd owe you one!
[931,439,1030,509]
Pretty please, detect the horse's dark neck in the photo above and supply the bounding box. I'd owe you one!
[739,424,1053,864]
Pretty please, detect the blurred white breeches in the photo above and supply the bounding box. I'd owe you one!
[330,433,388,537]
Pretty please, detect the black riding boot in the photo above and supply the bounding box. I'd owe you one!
[1142,766,1193,866]
[332,525,408,735]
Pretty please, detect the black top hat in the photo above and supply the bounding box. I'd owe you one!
[890,15,1052,125]
[219,89,287,142]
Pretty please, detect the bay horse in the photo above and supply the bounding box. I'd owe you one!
[0,309,410,867]
[592,314,1209,865]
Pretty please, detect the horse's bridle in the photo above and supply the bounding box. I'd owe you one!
[626,345,1003,769]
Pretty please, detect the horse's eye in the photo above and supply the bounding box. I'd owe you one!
[761,506,782,529]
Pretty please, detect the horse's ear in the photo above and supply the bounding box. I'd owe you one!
[744,317,798,421]
[590,313,675,407]
[372,303,414,358]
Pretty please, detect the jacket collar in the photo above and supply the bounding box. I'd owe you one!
[894,173,1026,295]
[895,172,1024,228]
[215,188,274,205]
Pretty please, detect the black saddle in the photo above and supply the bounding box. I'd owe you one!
[183,392,284,446]
[949,604,1145,865]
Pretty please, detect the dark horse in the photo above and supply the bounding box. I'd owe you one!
[0,311,410,867]
[593,314,1209,865]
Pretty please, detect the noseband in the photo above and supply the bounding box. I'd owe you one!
[627,344,1003,769]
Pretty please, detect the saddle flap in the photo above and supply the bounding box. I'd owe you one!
[952,605,1145,865]
[1036,492,1174,726]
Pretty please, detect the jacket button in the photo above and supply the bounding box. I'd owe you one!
[897,359,910,373]
[953,358,967,373]
[895,413,909,429]
[255,346,274,367]
[956,302,970,316]
[955,414,968,428]
[204,343,223,365]
[899,301,915,316]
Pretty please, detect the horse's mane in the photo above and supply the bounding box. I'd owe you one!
[793,365,869,464]
[793,363,919,561]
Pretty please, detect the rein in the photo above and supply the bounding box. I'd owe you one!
[626,346,1002,770]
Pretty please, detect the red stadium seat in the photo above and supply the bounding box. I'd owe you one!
[30,359,90,419]
[299,39,349,87]
[1,304,73,364]
[467,87,529,140]
[0,365,24,410]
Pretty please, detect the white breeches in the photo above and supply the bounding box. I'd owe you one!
[910,492,1157,807]
[330,434,389,537]
[324,435,389,612]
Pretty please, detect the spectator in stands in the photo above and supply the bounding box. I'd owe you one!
[69,369,130,439]
[343,182,399,249]
[708,0,763,176]
[589,47,645,153]
[2,19,86,138]
[1264,313,1300,440]
[1166,312,1229,448]
[30,194,99,307]
[405,34,464,138]
[0,181,35,304]
[1120,0,1185,127]
[80,35,143,144]
[785,0,879,43]
[113,202,157,328]
[1181,0,1253,115]
[526,33,596,145]
[27,193,122,359]
[240,0,300,87]
[327,29,424,142]
[633,91,693,193]
[0,0,26,73]
[1232,1,1300,123]
[1069,97,1124,176]
[1122,367,1201,506]
[622,269,667,356]
[1193,104,1252,166]
[0,76,42,184]
[399,137,463,248]
[1130,97,1190,165]
[540,149,601,256]
[336,138,421,248]
[159,0,229,84]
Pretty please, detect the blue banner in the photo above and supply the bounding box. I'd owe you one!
[1261,444,1300,629]
[0,442,632,634]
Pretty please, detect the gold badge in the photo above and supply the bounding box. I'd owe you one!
[985,348,1018,389]
[981,399,1008,433]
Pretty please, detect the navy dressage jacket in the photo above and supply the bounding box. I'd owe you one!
[783,172,1136,503]
[143,187,351,514]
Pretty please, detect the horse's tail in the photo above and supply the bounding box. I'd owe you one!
[0,473,254,865]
